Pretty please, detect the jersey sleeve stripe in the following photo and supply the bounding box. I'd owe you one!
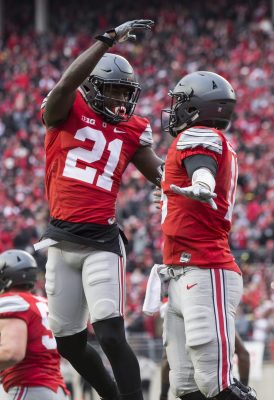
[177,128,223,154]
[177,140,222,154]
[184,131,221,138]
[139,124,153,146]
[0,296,30,313]
[187,127,218,133]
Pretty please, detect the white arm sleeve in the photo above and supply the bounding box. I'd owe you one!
[192,168,216,192]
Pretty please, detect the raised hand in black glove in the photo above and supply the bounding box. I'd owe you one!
[96,19,154,47]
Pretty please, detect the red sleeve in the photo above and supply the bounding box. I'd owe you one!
[177,146,219,163]
[178,146,219,165]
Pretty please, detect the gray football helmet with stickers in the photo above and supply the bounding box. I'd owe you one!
[0,250,38,293]
[162,71,236,137]
[81,53,141,124]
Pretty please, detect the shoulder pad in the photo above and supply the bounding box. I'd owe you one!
[0,295,30,314]
[140,123,153,146]
[177,127,222,154]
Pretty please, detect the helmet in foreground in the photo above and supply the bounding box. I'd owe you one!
[0,249,38,293]
[81,53,141,124]
[161,71,236,137]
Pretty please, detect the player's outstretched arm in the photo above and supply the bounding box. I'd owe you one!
[43,19,154,129]
[170,167,218,210]
[0,318,27,369]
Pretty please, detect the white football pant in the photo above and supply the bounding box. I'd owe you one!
[45,239,126,336]
[163,267,243,398]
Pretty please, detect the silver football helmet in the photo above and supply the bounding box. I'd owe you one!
[162,71,236,137]
[81,53,141,124]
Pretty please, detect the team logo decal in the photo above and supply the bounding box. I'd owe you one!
[180,252,191,263]
[81,115,95,125]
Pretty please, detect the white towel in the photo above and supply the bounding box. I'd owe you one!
[33,238,58,251]
[143,264,167,316]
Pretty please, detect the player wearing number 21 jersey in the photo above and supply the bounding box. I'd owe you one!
[44,89,153,225]
[35,19,163,400]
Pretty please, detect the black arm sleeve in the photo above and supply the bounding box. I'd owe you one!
[183,154,218,179]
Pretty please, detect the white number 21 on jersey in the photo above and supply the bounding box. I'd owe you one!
[63,127,123,191]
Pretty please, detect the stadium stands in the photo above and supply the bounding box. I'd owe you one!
[0,0,273,352]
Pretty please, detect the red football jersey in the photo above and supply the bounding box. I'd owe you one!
[43,90,153,224]
[161,126,240,273]
[0,292,68,393]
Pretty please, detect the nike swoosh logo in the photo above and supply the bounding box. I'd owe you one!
[186,283,198,290]
[114,128,126,134]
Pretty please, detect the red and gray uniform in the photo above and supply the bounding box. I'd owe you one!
[41,90,154,335]
[161,126,239,272]
[0,292,69,399]
[161,126,243,398]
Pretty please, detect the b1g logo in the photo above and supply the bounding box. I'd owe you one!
[81,115,96,125]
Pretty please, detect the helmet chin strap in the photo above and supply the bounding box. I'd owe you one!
[172,110,200,135]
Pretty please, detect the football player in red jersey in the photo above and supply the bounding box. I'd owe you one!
[0,249,69,400]
[35,20,163,400]
[158,72,257,400]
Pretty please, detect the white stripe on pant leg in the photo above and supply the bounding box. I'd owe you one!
[118,255,125,317]
[14,387,28,400]
[211,269,231,392]
[118,236,126,317]
[221,270,234,387]
[21,388,28,400]
[12,387,17,400]
[213,269,228,391]
[220,270,231,389]
[211,270,222,392]
[12,387,19,400]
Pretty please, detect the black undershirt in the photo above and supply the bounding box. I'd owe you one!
[183,154,217,178]
[42,218,127,256]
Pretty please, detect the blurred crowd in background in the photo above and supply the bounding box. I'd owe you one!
[0,0,274,359]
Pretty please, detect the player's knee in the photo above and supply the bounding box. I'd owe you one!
[55,330,87,361]
[91,299,117,321]
[214,379,257,400]
[48,313,87,337]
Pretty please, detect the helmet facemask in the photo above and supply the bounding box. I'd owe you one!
[161,90,200,137]
[83,76,141,124]
[0,266,37,293]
